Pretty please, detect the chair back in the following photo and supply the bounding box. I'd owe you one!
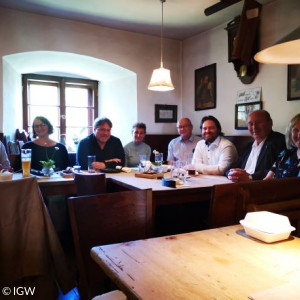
[74,172,106,196]
[209,177,300,231]
[67,189,152,299]
[0,177,75,297]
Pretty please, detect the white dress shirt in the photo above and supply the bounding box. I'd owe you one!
[244,139,266,174]
[192,136,238,175]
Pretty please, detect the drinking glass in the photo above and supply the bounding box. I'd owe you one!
[88,155,96,173]
[154,152,163,173]
[21,149,32,177]
[139,154,147,172]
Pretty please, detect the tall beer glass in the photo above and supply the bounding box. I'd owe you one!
[21,149,32,177]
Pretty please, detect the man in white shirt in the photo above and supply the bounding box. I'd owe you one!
[167,118,201,163]
[227,110,286,182]
[192,116,238,175]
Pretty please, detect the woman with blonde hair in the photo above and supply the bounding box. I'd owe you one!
[264,113,300,179]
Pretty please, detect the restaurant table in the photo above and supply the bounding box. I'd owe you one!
[12,171,231,235]
[13,172,77,196]
[12,170,230,201]
[91,225,300,300]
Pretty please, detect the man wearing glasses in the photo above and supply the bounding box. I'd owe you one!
[167,118,201,163]
[77,117,125,170]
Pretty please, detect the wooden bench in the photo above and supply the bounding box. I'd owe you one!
[209,177,300,236]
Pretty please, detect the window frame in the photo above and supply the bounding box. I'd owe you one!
[22,73,98,140]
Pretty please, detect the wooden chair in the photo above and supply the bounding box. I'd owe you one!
[0,177,76,298]
[67,189,152,300]
[209,178,300,234]
[74,172,106,196]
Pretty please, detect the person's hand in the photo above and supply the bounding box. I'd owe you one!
[93,161,106,170]
[105,158,121,163]
[0,164,14,173]
[227,168,252,183]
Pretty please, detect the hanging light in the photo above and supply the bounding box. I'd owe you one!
[254,27,300,64]
[148,0,174,91]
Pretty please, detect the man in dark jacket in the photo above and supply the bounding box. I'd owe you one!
[76,117,125,170]
[227,110,286,182]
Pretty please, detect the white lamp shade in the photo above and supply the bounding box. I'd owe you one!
[254,27,300,64]
[148,66,174,91]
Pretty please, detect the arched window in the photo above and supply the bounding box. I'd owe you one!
[22,74,98,151]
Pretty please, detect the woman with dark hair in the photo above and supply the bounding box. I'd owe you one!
[124,122,151,167]
[22,116,70,171]
[264,113,300,179]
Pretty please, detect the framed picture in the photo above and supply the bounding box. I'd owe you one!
[287,65,300,100]
[195,63,216,111]
[235,101,262,130]
[155,104,177,123]
[225,16,240,62]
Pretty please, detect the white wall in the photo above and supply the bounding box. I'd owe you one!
[182,0,300,136]
[1,1,300,142]
[0,6,182,140]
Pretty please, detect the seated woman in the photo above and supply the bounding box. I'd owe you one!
[0,141,13,172]
[265,113,300,179]
[124,122,151,167]
[22,116,70,172]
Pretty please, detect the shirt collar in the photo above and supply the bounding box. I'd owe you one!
[205,135,221,148]
[180,134,195,143]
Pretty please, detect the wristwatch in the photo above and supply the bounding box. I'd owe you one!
[249,174,253,180]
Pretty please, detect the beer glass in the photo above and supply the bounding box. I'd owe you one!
[21,149,32,177]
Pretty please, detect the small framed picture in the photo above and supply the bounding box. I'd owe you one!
[195,63,217,111]
[287,65,300,100]
[235,101,262,130]
[155,104,177,123]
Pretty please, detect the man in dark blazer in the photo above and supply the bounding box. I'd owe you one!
[227,110,286,182]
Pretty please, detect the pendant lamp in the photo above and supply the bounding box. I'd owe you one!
[148,0,174,91]
[254,27,300,64]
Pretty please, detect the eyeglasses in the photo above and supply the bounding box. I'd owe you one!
[33,124,46,129]
[177,125,191,130]
[95,127,111,133]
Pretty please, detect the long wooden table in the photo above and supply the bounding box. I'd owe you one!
[91,225,300,300]
[13,171,231,235]
[13,171,230,201]
[13,173,77,196]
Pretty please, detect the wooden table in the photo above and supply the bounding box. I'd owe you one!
[91,225,300,300]
[13,173,77,196]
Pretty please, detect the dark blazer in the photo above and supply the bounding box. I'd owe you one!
[232,131,286,180]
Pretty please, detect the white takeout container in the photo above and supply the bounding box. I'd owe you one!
[240,211,295,243]
[0,171,13,181]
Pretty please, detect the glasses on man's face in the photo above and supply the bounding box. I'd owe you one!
[96,127,111,133]
[33,123,46,129]
[177,125,191,130]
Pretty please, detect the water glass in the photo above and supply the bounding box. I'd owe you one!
[139,154,147,172]
[155,152,163,173]
[88,155,96,173]
[21,149,32,177]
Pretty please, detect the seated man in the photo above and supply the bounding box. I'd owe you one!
[227,110,286,182]
[167,118,201,163]
[0,141,13,172]
[192,115,238,175]
[77,117,125,170]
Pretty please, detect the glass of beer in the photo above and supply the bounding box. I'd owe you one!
[21,149,32,177]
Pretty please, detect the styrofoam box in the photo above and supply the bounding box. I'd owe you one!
[240,211,295,243]
[0,171,13,181]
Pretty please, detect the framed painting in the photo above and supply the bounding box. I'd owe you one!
[287,65,300,100]
[155,104,177,123]
[235,101,262,130]
[195,63,216,111]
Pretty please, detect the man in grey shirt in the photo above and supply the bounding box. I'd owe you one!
[167,118,201,163]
